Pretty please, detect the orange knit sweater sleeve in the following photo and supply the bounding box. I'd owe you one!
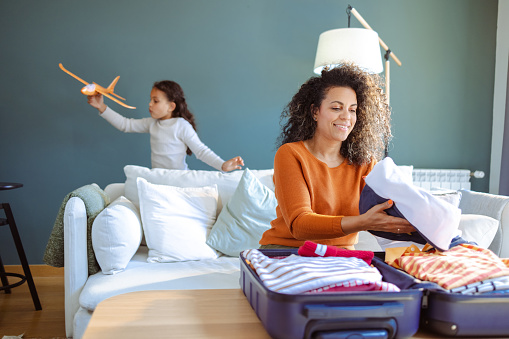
[259,141,375,248]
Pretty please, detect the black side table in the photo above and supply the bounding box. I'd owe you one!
[0,182,42,310]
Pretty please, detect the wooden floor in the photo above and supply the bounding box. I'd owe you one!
[0,265,66,339]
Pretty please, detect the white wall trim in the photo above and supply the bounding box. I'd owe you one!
[490,1,509,194]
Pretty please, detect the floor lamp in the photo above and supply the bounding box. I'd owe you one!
[313,5,401,105]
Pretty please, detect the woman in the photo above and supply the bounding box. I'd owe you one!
[259,64,414,249]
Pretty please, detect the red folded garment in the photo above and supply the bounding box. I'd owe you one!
[298,241,374,265]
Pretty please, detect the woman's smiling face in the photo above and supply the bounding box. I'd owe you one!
[313,86,357,143]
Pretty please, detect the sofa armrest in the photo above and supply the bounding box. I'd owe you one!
[459,189,509,257]
[501,205,509,258]
[64,197,89,338]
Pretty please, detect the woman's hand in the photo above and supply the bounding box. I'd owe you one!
[341,200,416,235]
[221,156,244,172]
[87,94,107,113]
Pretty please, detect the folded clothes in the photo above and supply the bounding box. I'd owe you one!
[448,276,509,295]
[298,241,374,265]
[305,279,400,293]
[243,249,398,294]
[392,243,509,289]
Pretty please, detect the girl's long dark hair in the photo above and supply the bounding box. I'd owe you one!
[153,80,196,155]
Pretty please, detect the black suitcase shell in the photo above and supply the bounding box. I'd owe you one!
[421,289,509,337]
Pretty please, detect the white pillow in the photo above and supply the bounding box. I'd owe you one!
[431,188,462,208]
[206,168,276,256]
[124,165,274,211]
[92,196,142,274]
[136,177,219,262]
[458,214,499,249]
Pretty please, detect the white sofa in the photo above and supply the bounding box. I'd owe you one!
[63,166,509,338]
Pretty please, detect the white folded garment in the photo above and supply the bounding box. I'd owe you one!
[363,157,461,251]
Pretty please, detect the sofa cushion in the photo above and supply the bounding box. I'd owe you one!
[92,196,142,274]
[458,214,499,249]
[137,178,219,262]
[103,183,125,202]
[206,168,276,256]
[79,246,240,311]
[124,165,274,213]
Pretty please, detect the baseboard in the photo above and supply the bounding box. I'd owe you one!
[3,264,64,277]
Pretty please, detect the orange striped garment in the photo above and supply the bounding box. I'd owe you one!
[392,244,509,289]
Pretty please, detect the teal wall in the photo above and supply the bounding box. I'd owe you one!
[0,0,498,264]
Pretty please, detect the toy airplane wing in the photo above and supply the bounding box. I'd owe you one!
[59,63,136,109]
[59,63,89,86]
[100,91,136,109]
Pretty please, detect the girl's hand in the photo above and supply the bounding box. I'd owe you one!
[222,156,244,172]
[87,94,107,113]
[341,200,416,235]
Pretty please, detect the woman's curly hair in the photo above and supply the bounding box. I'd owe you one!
[277,63,392,165]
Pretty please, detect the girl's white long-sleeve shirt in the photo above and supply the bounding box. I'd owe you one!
[100,106,225,170]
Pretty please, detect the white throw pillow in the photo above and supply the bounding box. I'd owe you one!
[123,165,274,211]
[136,177,219,262]
[206,168,276,256]
[92,196,142,274]
[431,188,462,208]
[458,214,499,249]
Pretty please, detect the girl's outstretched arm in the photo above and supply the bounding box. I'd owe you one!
[221,156,244,172]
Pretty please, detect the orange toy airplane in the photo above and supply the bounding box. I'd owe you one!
[59,63,136,109]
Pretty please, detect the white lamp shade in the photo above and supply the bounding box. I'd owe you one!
[313,28,383,74]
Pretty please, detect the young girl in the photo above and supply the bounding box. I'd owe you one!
[87,80,244,172]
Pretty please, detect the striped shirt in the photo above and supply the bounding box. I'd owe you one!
[392,244,509,289]
[244,249,399,294]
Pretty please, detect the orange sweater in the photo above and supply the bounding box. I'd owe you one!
[259,141,375,248]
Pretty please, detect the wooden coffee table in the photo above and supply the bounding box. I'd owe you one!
[82,289,270,338]
[82,288,446,339]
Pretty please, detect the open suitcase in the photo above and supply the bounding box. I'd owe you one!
[240,159,509,338]
[362,158,509,337]
[241,249,509,338]
[240,249,423,339]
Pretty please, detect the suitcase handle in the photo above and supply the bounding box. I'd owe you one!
[313,329,389,339]
[304,302,404,319]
